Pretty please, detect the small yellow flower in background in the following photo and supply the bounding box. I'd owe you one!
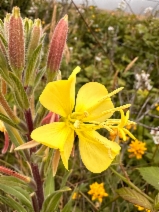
[88,182,108,203]
[156,106,159,111]
[72,192,81,200]
[134,205,151,212]
[128,140,147,159]
[31,66,135,173]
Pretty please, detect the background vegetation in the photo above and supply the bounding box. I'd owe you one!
[0,0,159,211]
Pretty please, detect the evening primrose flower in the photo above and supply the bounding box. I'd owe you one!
[31,66,135,173]
[88,182,108,203]
[128,140,147,159]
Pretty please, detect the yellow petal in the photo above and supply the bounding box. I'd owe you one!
[39,66,80,117]
[60,130,74,169]
[31,122,74,150]
[78,130,121,173]
[75,82,114,122]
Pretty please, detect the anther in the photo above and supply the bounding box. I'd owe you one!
[74,120,80,129]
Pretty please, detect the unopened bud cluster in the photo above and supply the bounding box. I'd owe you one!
[0,7,68,85]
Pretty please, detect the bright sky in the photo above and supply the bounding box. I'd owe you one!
[70,0,159,14]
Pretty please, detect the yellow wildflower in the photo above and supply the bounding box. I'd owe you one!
[88,182,108,203]
[135,205,151,212]
[31,66,135,173]
[72,192,81,200]
[156,106,159,111]
[128,140,147,159]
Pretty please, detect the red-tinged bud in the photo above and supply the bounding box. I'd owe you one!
[1,132,9,154]
[41,112,59,125]
[47,15,68,74]
[0,166,31,183]
[27,19,42,60]
[8,7,25,78]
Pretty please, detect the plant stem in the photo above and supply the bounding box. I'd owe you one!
[110,167,154,203]
[24,109,44,210]
[31,193,40,212]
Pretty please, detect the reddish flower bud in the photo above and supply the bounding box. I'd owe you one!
[27,19,42,60]
[0,166,30,182]
[41,112,59,125]
[47,15,68,73]
[8,7,25,78]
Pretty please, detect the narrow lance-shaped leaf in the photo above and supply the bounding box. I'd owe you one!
[9,72,29,109]
[24,43,42,87]
[26,66,46,96]
[0,113,19,129]
[24,18,33,51]
[41,187,71,212]
[0,195,27,212]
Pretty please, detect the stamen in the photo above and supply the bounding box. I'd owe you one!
[98,87,124,103]
[87,87,124,112]
[74,120,80,129]
[123,128,136,140]
[90,104,131,120]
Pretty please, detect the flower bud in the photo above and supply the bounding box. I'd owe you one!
[8,7,25,78]
[27,19,42,61]
[47,15,68,74]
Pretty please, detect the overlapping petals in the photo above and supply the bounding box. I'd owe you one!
[31,66,132,173]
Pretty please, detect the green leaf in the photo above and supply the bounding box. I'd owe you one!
[9,72,29,109]
[117,187,153,210]
[0,195,27,212]
[0,113,19,129]
[0,184,33,210]
[138,167,159,190]
[0,176,32,192]
[0,33,7,48]
[24,43,42,86]
[61,169,73,188]
[26,66,46,96]
[33,66,46,90]
[0,68,12,86]
[41,187,71,212]
[44,167,55,198]
[5,124,25,147]
[154,193,159,209]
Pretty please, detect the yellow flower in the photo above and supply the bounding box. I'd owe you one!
[72,192,81,200]
[31,66,135,173]
[88,182,108,203]
[128,140,147,159]
[134,205,151,212]
[156,106,159,111]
